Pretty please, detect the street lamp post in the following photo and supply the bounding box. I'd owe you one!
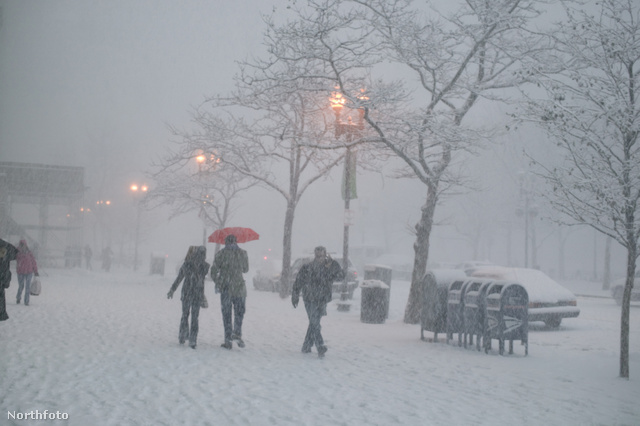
[130,183,148,271]
[516,172,538,269]
[331,90,365,311]
[195,152,219,245]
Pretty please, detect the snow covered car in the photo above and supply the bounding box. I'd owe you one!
[455,260,496,276]
[470,267,580,328]
[290,255,359,299]
[610,270,640,306]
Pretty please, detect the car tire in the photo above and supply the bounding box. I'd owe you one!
[545,317,562,328]
[613,287,623,306]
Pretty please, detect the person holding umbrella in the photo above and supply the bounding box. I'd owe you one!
[167,245,210,349]
[210,234,249,349]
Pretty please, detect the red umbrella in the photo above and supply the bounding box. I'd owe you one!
[208,227,260,244]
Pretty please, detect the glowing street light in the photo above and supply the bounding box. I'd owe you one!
[130,182,148,271]
[330,88,366,311]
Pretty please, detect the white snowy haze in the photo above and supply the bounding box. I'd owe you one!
[0,0,626,278]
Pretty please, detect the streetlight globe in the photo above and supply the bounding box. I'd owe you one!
[130,184,138,192]
[196,154,206,164]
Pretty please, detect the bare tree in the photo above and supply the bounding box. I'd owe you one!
[263,0,550,322]
[522,0,640,378]
[180,77,348,296]
[147,146,255,251]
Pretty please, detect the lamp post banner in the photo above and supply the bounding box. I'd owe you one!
[341,152,357,200]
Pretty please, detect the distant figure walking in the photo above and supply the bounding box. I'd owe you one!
[0,239,18,321]
[291,246,343,358]
[84,245,93,270]
[101,246,113,272]
[16,239,39,306]
[167,246,210,349]
[210,234,249,349]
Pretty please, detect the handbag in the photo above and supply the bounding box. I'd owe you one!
[30,277,41,296]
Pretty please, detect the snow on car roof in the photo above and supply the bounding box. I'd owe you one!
[470,266,577,303]
[426,268,468,283]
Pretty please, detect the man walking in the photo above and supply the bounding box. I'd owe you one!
[211,234,249,349]
[291,246,344,358]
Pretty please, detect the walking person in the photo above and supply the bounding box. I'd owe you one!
[84,245,93,270]
[15,240,39,306]
[167,246,210,349]
[101,246,113,272]
[0,238,18,321]
[210,234,249,349]
[291,246,343,358]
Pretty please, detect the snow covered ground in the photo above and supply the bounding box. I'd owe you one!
[1,266,639,426]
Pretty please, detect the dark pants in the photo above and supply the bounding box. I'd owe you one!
[0,288,8,321]
[302,300,326,350]
[179,296,201,346]
[220,291,245,342]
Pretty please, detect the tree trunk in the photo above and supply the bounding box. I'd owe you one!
[279,200,296,298]
[619,235,637,379]
[403,186,438,324]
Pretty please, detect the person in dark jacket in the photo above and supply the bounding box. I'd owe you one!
[210,234,249,349]
[291,246,344,358]
[0,239,18,321]
[167,245,210,349]
[16,239,39,306]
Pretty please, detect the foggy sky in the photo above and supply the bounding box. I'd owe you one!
[0,0,624,278]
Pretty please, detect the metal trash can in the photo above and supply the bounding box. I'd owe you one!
[447,279,471,346]
[462,279,493,350]
[149,254,166,276]
[360,279,390,324]
[364,264,393,318]
[483,282,529,356]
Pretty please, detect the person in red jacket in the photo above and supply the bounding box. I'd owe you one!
[16,239,39,306]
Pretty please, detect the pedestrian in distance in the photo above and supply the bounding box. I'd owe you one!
[0,238,18,321]
[101,246,113,272]
[291,246,344,358]
[15,239,39,306]
[210,234,249,350]
[167,245,210,349]
[84,245,93,270]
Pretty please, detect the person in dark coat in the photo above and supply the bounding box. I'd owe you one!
[167,245,210,349]
[16,239,39,306]
[0,238,18,321]
[84,245,93,270]
[291,246,344,358]
[101,246,113,272]
[210,234,249,349]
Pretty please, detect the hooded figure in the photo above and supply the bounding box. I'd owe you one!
[167,246,210,349]
[0,239,18,321]
[16,239,39,306]
[210,234,249,349]
[291,246,344,358]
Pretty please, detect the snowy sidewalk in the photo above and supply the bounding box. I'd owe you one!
[1,268,638,426]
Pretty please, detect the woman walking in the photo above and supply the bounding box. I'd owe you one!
[16,239,39,306]
[167,246,210,349]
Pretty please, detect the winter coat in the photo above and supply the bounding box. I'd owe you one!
[170,247,210,303]
[210,243,249,298]
[292,257,344,305]
[0,239,18,288]
[16,248,38,275]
